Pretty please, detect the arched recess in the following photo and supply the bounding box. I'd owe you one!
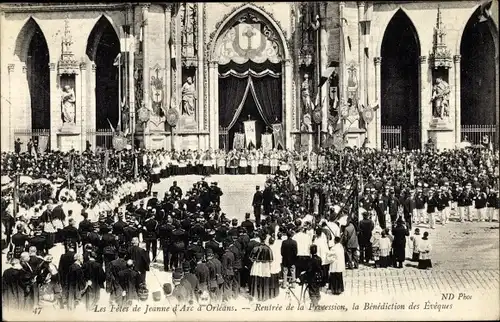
[460,7,497,126]
[14,17,51,130]
[86,16,120,131]
[209,5,291,150]
[380,9,421,149]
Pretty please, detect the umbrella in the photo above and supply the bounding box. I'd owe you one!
[1,175,11,185]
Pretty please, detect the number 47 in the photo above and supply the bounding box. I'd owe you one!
[33,307,42,315]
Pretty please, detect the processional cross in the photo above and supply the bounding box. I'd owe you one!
[154,68,162,104]
[243,25,256,50]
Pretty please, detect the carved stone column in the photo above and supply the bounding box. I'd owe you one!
[320,22,329,134]
[6,64,15,151]
[79,62,87,151]
[285,59,293,149]
[419,55,430,147]
[208,61,218,149]
[197,4,204,149]
[357,2,366,111]
[89,63,97,148]
[49,62,58,150]
[164,4,173,149]
[142,4,150,136]
[453,54,461,144]
[374,56,382,148]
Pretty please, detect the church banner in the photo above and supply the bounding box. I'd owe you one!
[261,134,273,152]
[272,123,285,150]
[243,120,256,148]
[233,133,245,150]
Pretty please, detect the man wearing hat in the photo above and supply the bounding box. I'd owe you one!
[194,251,209,296]
[127,237,150,283]
[221,239,235,301]
[117,260,142,303]
[487,188,499,222]
[106,250,127,305]
[241,213,255,234]
[172,267,194,304]
[206,248,224,301]
[252,186,263,227]
[143,212,159,262]
[182,260,200,297]
[426,188,438,229]
[474,187,488,222]
[82,251,105,310]
[62,218,80,253]
[28,227,47,257]
[414,185,427,225]
[205,230,222,260]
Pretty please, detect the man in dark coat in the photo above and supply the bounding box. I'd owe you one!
[281,230,298,287]
[62,218,81,252]
[2,258,25,311]
[172,268,194,304]
[228,236,242,297]
[58,247,76,293]
[169,181,183,200]
[106,251,128,305]
[392,217,409,268]
[29,229,47,256]
[11,225,29,259]
[127,237,150,283]
[241,213,255,234]
[358,212,374,264]
[262,185,274,219]
[78,212,93,246]
[206,248,224,301]
[194,252,209,295]
[182,261,199,298]
[82,252,105,310]
[252,186,263,225]
[66,254,87,311]
[117,260,142,304]
[143,213,159,261]
[158,217,174,271]
[221,239,235,301]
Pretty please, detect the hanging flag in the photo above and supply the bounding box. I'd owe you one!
[318,61,340,88]
[289,161,297,189]
[243,120,257,149]
[233,133,245,150]
[272,123,285,150]
[261,133,273,152]
[341,17,352,62]
[113,53,122,66]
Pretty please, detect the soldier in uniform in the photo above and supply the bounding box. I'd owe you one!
[171,268,194,304]
[221,239,235,301]
[194,251,209,295]
[11,224,29,259]
[78,212,93,247]
[143,212,159,262]
[206,248,224,301]
[100,226,118,272]
[62,218,80,253]
[28,228,47,256]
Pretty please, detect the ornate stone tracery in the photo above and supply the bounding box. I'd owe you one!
[430,5,452,69]
[58,17,79,75]
[180,2,198,67]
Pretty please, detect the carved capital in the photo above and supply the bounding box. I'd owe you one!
[7,64,15,72]
[49,63,56,71]
[453,55,461,63]
[163,3,173,12]
[208,61,218,68]
[80,62,87,70]
[374,57,381,65]
[419,56,427,64]
[91,63,96,72]
[357,1,366,8]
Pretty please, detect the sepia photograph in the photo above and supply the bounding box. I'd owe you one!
[0,1,498,321]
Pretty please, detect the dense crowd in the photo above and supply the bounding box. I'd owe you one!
[1,145,499,313]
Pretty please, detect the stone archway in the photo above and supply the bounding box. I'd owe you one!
[207,4,292,150]
[13,17,51,132]
[380,9,421,150]
[86,16,121,145]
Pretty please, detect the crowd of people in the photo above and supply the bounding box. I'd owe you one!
[1,144,499,313]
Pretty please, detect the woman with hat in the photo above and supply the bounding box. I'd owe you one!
[418,232,432,269]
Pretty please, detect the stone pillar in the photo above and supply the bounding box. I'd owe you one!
[79,63,87,151]
[454,54,461,145]
[320,23,328,134]
[357,2,366,107]
[197,4,204,149]
[284,59,293,149]
[164,4,173,149]
[208,61,218,149]
[374,56,382,148]
[419,55,430,147]
[142,4,151,139]
[49,62,59,150]
[22,64,30,132]
[6,64,15,151]
[89,63,97,149]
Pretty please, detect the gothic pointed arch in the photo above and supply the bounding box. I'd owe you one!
[14,17,50,63]
[460,7,498,126]
[380,9,421,149]
[86,15,121,132]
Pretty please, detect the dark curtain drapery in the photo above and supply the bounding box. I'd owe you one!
[218,60,282,132]
[218,76,249,129]
[250,76,282,125]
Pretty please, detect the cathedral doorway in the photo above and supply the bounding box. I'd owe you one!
[380,10,420,150]
[460,7,498,146]
[86,16,120,132]
[212,8,287,151]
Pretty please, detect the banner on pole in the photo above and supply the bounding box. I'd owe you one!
[243,120,256,148]
[233,133,245,150]
[261,134,273,152]
[272,123,285,150]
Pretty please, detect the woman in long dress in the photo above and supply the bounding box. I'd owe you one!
[249,232,273,301]
[327,236,345,295]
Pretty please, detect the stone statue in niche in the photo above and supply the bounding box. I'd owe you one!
[301,73,314,115]
[61,85,76,124]
[181,76,196,117]
[431,77,450,119]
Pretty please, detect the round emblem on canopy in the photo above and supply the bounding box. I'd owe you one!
[166,108,180,127]
[312,108,322,124]
[137,107,151,123]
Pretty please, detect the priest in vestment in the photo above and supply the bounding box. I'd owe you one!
[249,232,273,301]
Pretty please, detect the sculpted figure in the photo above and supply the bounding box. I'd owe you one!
[301,73,314,114]
[61,85,76,124]
[431,77,450,119]
[181,77,196,117]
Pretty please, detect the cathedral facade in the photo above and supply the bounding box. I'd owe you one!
[0,2,498,152]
